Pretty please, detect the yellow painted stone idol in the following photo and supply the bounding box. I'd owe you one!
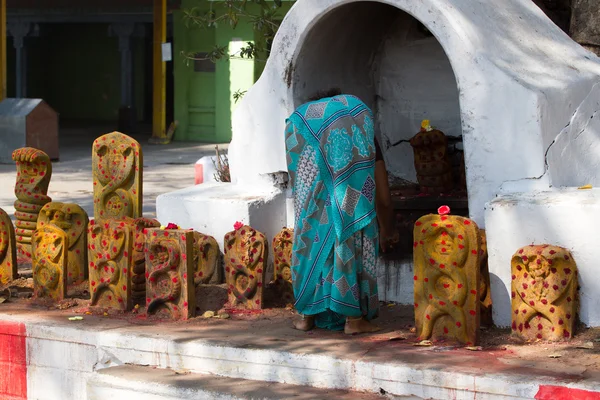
[92,132,142,220]
[413,205,481,345]
[511,245,578,341]
[38,202,89,285]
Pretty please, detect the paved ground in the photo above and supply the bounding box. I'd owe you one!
[0,123,227,219]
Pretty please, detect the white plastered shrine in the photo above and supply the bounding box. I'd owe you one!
[159,0,600,327]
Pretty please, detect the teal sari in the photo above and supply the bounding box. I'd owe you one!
[285,94,380,331]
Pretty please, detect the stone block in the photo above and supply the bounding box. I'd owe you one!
[128,217,161,307]
[12,147,52,258]
[224,225,268,310]
[192,231,221,285]
[32,225,67,301]
[38,202,89,285]
[92,132,142,220]
[0,208,17,284]
[478,230,493,327]
[272,227,294,303]
[376,257,414,304]
[88,219,135,310]
[156,183,286,266]
[145,229,195,320]
[413,213,481,345]
[511,245,578,341]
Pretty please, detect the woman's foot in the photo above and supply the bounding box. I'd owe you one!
[344,316,382,335]
[293,315,315,331]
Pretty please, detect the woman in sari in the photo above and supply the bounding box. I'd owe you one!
[285,89,397,334]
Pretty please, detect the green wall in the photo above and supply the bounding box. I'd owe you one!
[7,23,146,122]
[174,0,295,143]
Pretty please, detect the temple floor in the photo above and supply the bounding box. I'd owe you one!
[1,295,599,399]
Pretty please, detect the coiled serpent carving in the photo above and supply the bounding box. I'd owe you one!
[13,147,52,257]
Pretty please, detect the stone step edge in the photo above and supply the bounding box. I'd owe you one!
[5,313,600,400]
[87,365,388,400]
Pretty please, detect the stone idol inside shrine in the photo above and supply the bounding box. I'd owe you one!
[387,120,468,259]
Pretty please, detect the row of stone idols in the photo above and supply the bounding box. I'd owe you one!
[21,212,293,320]
[413,208,577,345]
[11,133,143,261]
[1,131,297,320]
[35,216,291,320]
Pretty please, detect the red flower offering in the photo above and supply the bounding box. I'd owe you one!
[166,223,179,230]
[438,205,451,216]
[234,221,244,230]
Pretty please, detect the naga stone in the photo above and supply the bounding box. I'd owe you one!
[32,224,67,301]
[128,217,161,307]
[478,230,493,327]
[192,231,221,285]
[272,227,294,303]
[88,219,135,310]
[409,121,454,193]
[13,147,52,258]
[511,245,578,341]
[0,208,17,285]
[224,225,268,310]
[92,132,142,220]
[413,213,481,345]
[145,229,195,320]
[38,202,89,285]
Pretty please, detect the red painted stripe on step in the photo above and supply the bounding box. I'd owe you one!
[0,321,27,400]
[536,385,600,400]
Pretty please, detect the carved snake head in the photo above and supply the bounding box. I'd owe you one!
[39,202,88,246]
[92,132,139,188]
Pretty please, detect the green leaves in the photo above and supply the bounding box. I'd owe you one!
[181,0,292,95]
[233,89,248,103]
[182,0,290,62]
[239,42,257,59]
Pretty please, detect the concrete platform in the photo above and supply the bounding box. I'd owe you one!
[156,183,287,254]
[1,303,600,400]
[87,365,387,400]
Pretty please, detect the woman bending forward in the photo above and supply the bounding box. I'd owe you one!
[285,90,395,334]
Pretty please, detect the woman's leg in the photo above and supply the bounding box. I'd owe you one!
[344,316,382,335]
[344,219,382,335]
[293,314,315,331]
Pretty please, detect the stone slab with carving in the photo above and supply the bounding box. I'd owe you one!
[0,208,17,285]
[272,227,294,303]
[478,230,493,327]
[13,147,52,258]
[32,224,67,301]
[224,225,268,310]
[413,212,481,345]
[92,132,142,220]
[88,219,134,310]
[193,231,221,285]
[409,122,454,194]
[146,229,195,320]
[38,202,89,286]
[511,245,578,341]
[128,217,161,306]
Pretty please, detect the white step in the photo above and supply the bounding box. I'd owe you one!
[86,365,392,400]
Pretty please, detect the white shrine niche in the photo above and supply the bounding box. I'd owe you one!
[160,0,600,327]
[292,3,462,184]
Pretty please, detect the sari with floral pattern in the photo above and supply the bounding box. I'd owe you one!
[285,94,380,330]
